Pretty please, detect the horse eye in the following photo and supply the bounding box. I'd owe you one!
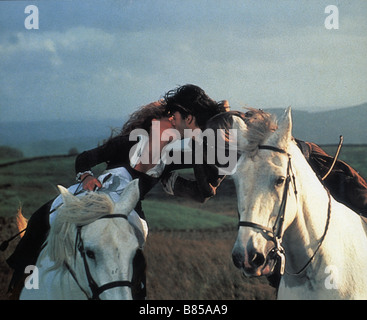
[86,250,95,260]
[275,176,285,186]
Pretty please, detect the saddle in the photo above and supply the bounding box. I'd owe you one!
[297,139,367,217]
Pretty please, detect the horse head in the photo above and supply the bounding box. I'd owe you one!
[45,179,141,299]
[232,107,299,277]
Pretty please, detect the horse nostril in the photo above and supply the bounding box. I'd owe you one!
[249,251,265,269]
[232,251,244,269]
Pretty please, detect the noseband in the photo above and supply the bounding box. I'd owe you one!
[238,145,331,276]
[64,214,133,300]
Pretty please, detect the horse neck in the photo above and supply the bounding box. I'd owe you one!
[282,143,331,271]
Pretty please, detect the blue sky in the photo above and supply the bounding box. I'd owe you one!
[1,0,367,122]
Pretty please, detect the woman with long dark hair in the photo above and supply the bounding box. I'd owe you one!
[6,84,228,299]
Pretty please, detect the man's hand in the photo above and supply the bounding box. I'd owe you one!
[81,174,102,191]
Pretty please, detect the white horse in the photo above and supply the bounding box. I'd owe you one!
[231,107,367,299]
[20,179,142,300]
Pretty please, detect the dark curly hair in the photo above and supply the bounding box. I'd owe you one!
[120,101,167,136]
[164,84,227,129]
[101,101,167,145]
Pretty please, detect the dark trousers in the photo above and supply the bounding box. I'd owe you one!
[7,200,53,271]
[6,199,53,293]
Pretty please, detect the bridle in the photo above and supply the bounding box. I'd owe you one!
[238,145,331,276]
[64,214,134,300]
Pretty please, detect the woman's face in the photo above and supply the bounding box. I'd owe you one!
[156,116,174,132]
[151,117,179,146]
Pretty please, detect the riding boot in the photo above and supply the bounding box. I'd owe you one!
[6,199,54,293]
[7,272,27,300]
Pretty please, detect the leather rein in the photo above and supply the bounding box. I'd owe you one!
[238,145,332,276]
[64,214,133,300]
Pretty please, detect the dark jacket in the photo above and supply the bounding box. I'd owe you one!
[75,134,224,203]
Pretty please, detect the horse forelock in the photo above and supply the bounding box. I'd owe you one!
[58,192,115,225]
[205,108,277,155]
[239,108,278,156]
[44,192,115,270]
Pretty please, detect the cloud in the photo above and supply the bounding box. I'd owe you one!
[1,1,367,122]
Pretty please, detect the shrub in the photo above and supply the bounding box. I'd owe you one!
[0,146,23,159]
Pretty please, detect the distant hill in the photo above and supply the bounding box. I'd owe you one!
[0,119,125,157]
[0,104,366,157]
[267,103,367,145]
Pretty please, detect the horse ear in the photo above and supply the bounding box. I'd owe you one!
[113,179,140,214]
[57,185,80,205]
[267,106,292,149]
[232,116,249,151]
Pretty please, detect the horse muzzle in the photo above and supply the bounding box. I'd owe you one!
[232,243,277,277]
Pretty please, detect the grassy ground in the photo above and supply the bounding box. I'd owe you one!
[143,199,237,230]
[0,157,77,218]
[1,144,365,219]
[0,144,366,300]
[144,231,275,300]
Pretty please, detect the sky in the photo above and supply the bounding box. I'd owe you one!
[0,0,367,122]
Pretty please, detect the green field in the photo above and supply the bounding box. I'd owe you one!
[321,144,367,178]
[0,144,366,223]
[0,157,77,218]
[143,199,236,230]
[0,155,238,230]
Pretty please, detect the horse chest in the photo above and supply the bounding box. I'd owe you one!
[278,280,329,300]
